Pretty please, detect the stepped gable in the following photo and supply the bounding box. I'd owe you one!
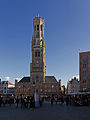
[19,77,30,83]
[45,76,57,83]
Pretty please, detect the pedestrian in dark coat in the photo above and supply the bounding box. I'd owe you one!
[16,96,19,108]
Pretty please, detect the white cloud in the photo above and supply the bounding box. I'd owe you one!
[15,78,21,81]
[5,77,10,81]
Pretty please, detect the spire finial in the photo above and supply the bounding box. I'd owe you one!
[37,13,39,17]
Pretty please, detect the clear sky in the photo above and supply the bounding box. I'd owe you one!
[0,0,90,86]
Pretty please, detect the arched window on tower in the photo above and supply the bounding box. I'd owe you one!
[37,25,39,31]
[38,51,40,57]
[36,40,40,45]
[36,75,39,83]
[34,25,36,31]
[41,24,43,31]
[33,39,36,45]
[35,51,37,57]
[35,51,40,57]
[36,32,39,38]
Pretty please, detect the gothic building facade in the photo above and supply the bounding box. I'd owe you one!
[15,16,60,96]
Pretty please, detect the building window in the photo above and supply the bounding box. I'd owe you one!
[88,84,90,88]
[83,83,86,89]
[52,85,54,89]
[82,56,86,68]
[34,25,36,31]
[83,70,86,76]
[41,25,42,31]
[82,56,86,62]
[88,78,90,83]
[88,63,90,68]
[37,40,39,45]
[35,51,40,57]
[88,55,90,59]
[33,82,35,85]
[36,32,39,38]
[37,25,39,31]
[35,52,37,57]
[33,39,36,45]
[88,70,90,76]
[36,76,39,79]
[38,52,40,57]
[88,55,90,67]
[83,79,86,83]
[83,64,86,68]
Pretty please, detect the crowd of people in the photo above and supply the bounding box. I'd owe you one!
[66,95,89,106]
[50,95,66,105]
[50,94,89,106]
[0,95,43,109]
[0,94,89,108]
[0,96,13,107]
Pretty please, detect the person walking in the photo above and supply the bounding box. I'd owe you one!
[20,96,24,109]
[16,96,19,108]
[0,96,2,107]
[24,97,27,108]
[2,97,6,107]
[51,95,54,106]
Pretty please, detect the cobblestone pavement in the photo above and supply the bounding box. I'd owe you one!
[0,102,90,120]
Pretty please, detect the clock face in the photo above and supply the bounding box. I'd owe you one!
[36,60,39,64]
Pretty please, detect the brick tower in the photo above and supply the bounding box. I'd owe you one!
[30,16,46,91]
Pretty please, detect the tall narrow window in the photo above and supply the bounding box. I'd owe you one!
[88,70,90,76]
[37,40,39,45]
[37,32,39,38]
[41,25,42,31]
[34,25,36,31]
[38,52,40,57]
[37,25,39,30]
[88,55,90,67]
[35,52,37,57]
[33,39,36,45]
[35,51,40,57]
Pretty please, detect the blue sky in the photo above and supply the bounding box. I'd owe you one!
[0,0,90,86]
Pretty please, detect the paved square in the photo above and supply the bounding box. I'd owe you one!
[0,102,90,120]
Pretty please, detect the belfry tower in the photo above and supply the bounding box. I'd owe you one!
[30,16,46,85]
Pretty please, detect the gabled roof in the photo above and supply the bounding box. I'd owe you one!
[45,76,57,83]
[19,77,30,83]
[18,76,57,83]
